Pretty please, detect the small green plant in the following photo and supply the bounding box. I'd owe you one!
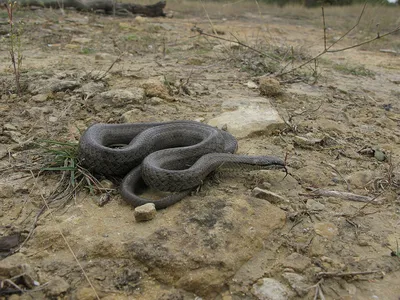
[39,140,102,201]
[4,1,23,96]
[80,47,96,55]
[333,63,375,77]
[124,34,139,41]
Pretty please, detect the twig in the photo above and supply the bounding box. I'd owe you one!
[39,193,100,300]
[326,3,367,51]
[277,4,400,76]
[307,279,325,300]
[193,29,280,62]
[13,205,46,253]
[304,187,382,204]
[326,26,400,53]
[321,162,350,191]
[95,52,124,81]
[322,7,327,51]
[317,270,382,279]
[4,1,22,96]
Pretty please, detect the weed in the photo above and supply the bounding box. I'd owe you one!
[146,24,163,33]
[38,140,103,204]
[4,0,24,96]
[333,63,375,77]
[124,34,139,41]
[386,240,400,258]
[80,47,96,55]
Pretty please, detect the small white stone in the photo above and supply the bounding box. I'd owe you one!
[306,199,325,211]
[3,123,17,131]
[252,278,292,300]
[246,81,258,89]
[134,203,157,222]
[251,187,289,204]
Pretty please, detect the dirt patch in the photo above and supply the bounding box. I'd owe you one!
[0,3,400,300]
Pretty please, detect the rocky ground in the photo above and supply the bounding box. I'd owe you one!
[0,3,400,300]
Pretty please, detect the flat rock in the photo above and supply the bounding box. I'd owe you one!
[232,249,276,288]
[98,88,145,106]
[314,222,338,240]
[77,82,106,95]
[282,272,309,297]
[128,195,285,297]
[121,109,142,123]
[92,88,145,111]
[45,276,70,297]
[281,253,311,272]
[251,188,289,204]
[0,253,37,288]
[252,278,293,300]
[71,36,92,44]
[31,94,48,103]
[28,78,80,94]
[306,199,325,211]
[0,183,14,198]
[76,287,100,300]
[208,97,284,138]
[346,170,376,189]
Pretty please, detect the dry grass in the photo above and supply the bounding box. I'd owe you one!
[153,0,399,50]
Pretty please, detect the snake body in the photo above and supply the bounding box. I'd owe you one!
[78,121,286,209]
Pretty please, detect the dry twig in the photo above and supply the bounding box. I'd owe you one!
[277,3,400,76]
[321,162,350,192]
[317,270,382,279]
[193,29,279,62]
[304,187,382,204]
[308,279,325,300]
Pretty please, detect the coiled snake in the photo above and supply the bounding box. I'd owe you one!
[78,121,286,209]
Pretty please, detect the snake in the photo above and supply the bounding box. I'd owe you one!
[78,120,286,209]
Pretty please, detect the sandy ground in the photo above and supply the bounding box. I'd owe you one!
[0,3,400,300]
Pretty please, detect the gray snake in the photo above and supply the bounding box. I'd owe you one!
[78,121,286,209]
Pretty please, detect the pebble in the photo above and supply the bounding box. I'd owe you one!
[32,94,48,103]
[45,276,70,297]
[121,109,142,123]
[251,187,289,204]
[282,272,309,297]
[314,222,338,239]
[0,184,14,198]
[281,253,311,272]
[306,199,325,211]
[246,81,258,89]
[100,179,115,190]
[346,170,376,189]
[0,253,37,289]
[252,278,292,300]
[259,77,282,96]
[3,123,17,131]
[374,149,386,161]
[134,203,157,222]
[76,287,99,300]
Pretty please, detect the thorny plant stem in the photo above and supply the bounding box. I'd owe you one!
[277,3,400,76]
[322,7,327,51]
[195,2,400,78]
[5,1,22,96]
[194,29,280,62]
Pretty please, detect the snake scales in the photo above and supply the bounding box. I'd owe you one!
[78,120,286,209]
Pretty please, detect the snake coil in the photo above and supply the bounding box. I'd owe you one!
[78,121,286,209]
